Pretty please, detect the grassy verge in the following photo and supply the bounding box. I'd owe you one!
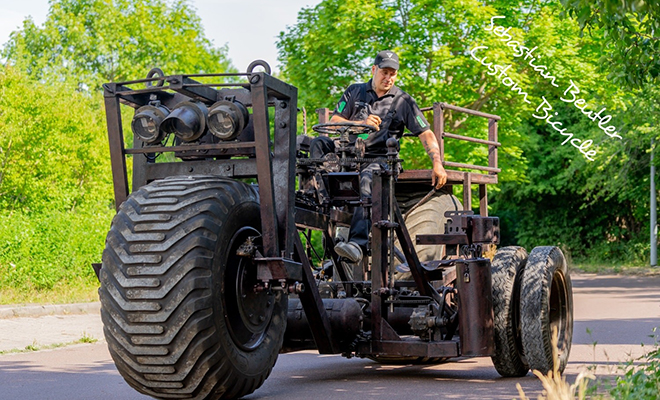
[569,262,660,276]
[0,207,112,305]
[0,281,99,305]
[0,333,98,355]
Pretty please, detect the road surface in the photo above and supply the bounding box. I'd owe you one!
[0,273,658,400]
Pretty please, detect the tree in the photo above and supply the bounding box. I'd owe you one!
[2,0,233,89]
[278,0,654,263]
[561,0,660,88]
[0,65,113,213]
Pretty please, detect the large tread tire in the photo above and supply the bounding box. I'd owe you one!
[394,193,462,281]
[491,246,529,377]
[99,176,287,400]
[520,246,573,374]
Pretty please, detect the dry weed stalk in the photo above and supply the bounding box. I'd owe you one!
[516,327,595,400]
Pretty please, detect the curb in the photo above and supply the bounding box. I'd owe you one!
[0,302,101,319]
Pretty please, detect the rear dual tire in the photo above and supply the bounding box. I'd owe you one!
[491,246,573,376]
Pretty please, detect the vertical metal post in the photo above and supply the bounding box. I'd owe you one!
[652,137,657,266]
[103,92,129,210]
[463,172,472,211]
[316,108,330,137]
[434,103,445,162]
[272,84,298,259]
[479,184,488,217]
[488,118,498,175]
[250,73,279,258]
[371,171,387,342]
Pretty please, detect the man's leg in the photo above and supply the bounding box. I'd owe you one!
[335,163,381,263]
[310,136,335,158]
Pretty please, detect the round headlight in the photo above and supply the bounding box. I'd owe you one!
[159,101,208,142]
[208,100,249,141]
[131,105,169,144]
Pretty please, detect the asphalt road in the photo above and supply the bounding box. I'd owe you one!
[0,273,658,400]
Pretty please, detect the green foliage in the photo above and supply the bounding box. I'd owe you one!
[0,0,235,302]
[3,0,233,89]
[0,206,113,292]
[560,0,660,88]
[610,330,660,400]
[0,66,114,212]
[280,0,653,263]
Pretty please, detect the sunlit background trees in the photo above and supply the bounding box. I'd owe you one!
[0,0,658,302]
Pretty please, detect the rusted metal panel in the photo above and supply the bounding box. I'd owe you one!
[294,208,328,230]
[416,234,469,245]
[145,159,258,180]
[456,259,494,356]
[329,208,352,226]
[469,216,500,244]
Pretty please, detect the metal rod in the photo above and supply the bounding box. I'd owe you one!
[124,141,256,154]
[444,161,501,173]
[443,132,501,147]
[652,137,657,266]
[432,102,501,120]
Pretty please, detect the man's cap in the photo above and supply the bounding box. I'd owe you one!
[374,50,399,70]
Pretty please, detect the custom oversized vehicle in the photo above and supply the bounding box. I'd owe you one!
[96,62,573,400]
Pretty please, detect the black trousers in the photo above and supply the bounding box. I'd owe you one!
[310,136,381,252]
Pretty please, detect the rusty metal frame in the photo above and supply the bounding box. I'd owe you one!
[103,69,339,355]
[104,71,503,361]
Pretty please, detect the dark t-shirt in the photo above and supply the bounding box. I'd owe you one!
[333,79,430,155]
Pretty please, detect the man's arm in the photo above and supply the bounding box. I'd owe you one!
[418,130,447,189]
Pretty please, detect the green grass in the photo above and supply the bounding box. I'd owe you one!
[569,261,660,276]
[0,206,112,304]
[0,334,99,355]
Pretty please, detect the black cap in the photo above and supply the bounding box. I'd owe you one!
[374,50,399,70]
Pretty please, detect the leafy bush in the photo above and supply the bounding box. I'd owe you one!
[609,331,660,400]
[0,205,113,294]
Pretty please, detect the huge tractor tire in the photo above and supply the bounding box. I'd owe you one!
[490,246,529,377]
[99,176,287,400]
[394,192,463,281]
[520,246,573,374]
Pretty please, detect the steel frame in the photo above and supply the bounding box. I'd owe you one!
[103,67,501,360]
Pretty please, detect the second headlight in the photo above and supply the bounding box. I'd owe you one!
[207,100,249,141]
[159,101,208,142]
